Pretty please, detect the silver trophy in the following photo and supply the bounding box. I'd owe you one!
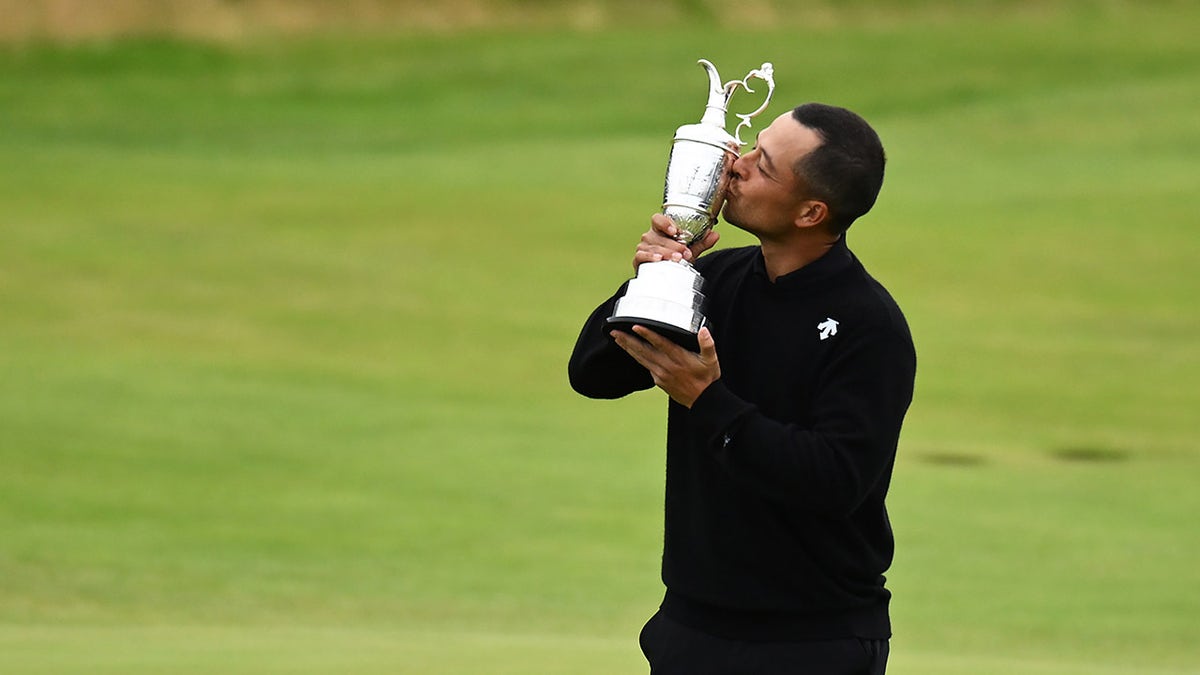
[608,58,775,348]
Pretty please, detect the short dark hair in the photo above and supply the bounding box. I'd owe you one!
[790,103,886,233]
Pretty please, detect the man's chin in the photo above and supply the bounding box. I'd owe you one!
[720,207,745,232]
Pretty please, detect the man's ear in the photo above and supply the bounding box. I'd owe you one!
[794,200,830,230]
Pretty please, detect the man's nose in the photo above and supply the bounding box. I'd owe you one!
[729,152,749,179]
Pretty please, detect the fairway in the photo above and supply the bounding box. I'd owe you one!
[1,3,1198,673]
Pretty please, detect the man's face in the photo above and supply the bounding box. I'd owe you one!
[722,112,824,239]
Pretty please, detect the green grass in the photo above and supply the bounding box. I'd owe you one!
[2,4,1199,672]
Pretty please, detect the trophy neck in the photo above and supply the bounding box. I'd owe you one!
[700,105,728,128]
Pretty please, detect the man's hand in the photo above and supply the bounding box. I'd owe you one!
[610,325,721,408]
[633,214,721,271]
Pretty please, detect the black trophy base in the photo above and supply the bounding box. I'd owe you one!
[606,316,700,352]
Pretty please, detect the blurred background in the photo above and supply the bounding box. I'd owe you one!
[1,1,1197,673]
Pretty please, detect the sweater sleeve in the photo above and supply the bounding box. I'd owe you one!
[567,283,655,399]
[688,326,916,516]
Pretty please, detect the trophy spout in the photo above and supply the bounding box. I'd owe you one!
[698,59,730,128]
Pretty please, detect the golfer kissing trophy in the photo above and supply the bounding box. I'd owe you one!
[607,58,775,349]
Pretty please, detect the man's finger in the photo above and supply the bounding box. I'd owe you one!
[650,214,678,239]
[693,229,720,256]
[698,327,717,360]
[611,330,664,375]
[631,325,678,353]
[612,328,651,357]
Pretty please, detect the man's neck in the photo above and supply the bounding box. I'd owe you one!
[759,233,841,282]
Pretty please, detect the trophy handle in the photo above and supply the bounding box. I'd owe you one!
[729,63,775,145]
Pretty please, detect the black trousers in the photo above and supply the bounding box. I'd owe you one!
[639,611,889,675]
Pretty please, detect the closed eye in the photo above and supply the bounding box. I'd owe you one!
[757,156,775,180]
[756,143,780,182]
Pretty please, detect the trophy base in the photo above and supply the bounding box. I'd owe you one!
[606,316,700,352]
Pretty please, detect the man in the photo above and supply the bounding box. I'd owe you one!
[568,103,916,674]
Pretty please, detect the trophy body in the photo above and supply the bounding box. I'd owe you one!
[608,59,775,349]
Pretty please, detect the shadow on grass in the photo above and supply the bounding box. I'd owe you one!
[1048,446,1131,463]
[915,451,988,467]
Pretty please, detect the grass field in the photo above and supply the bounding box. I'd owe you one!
[1,3,1198,673]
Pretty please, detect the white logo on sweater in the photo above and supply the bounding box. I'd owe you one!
[817,318,839,341]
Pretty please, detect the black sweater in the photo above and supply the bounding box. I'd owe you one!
[568,238,916,640]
